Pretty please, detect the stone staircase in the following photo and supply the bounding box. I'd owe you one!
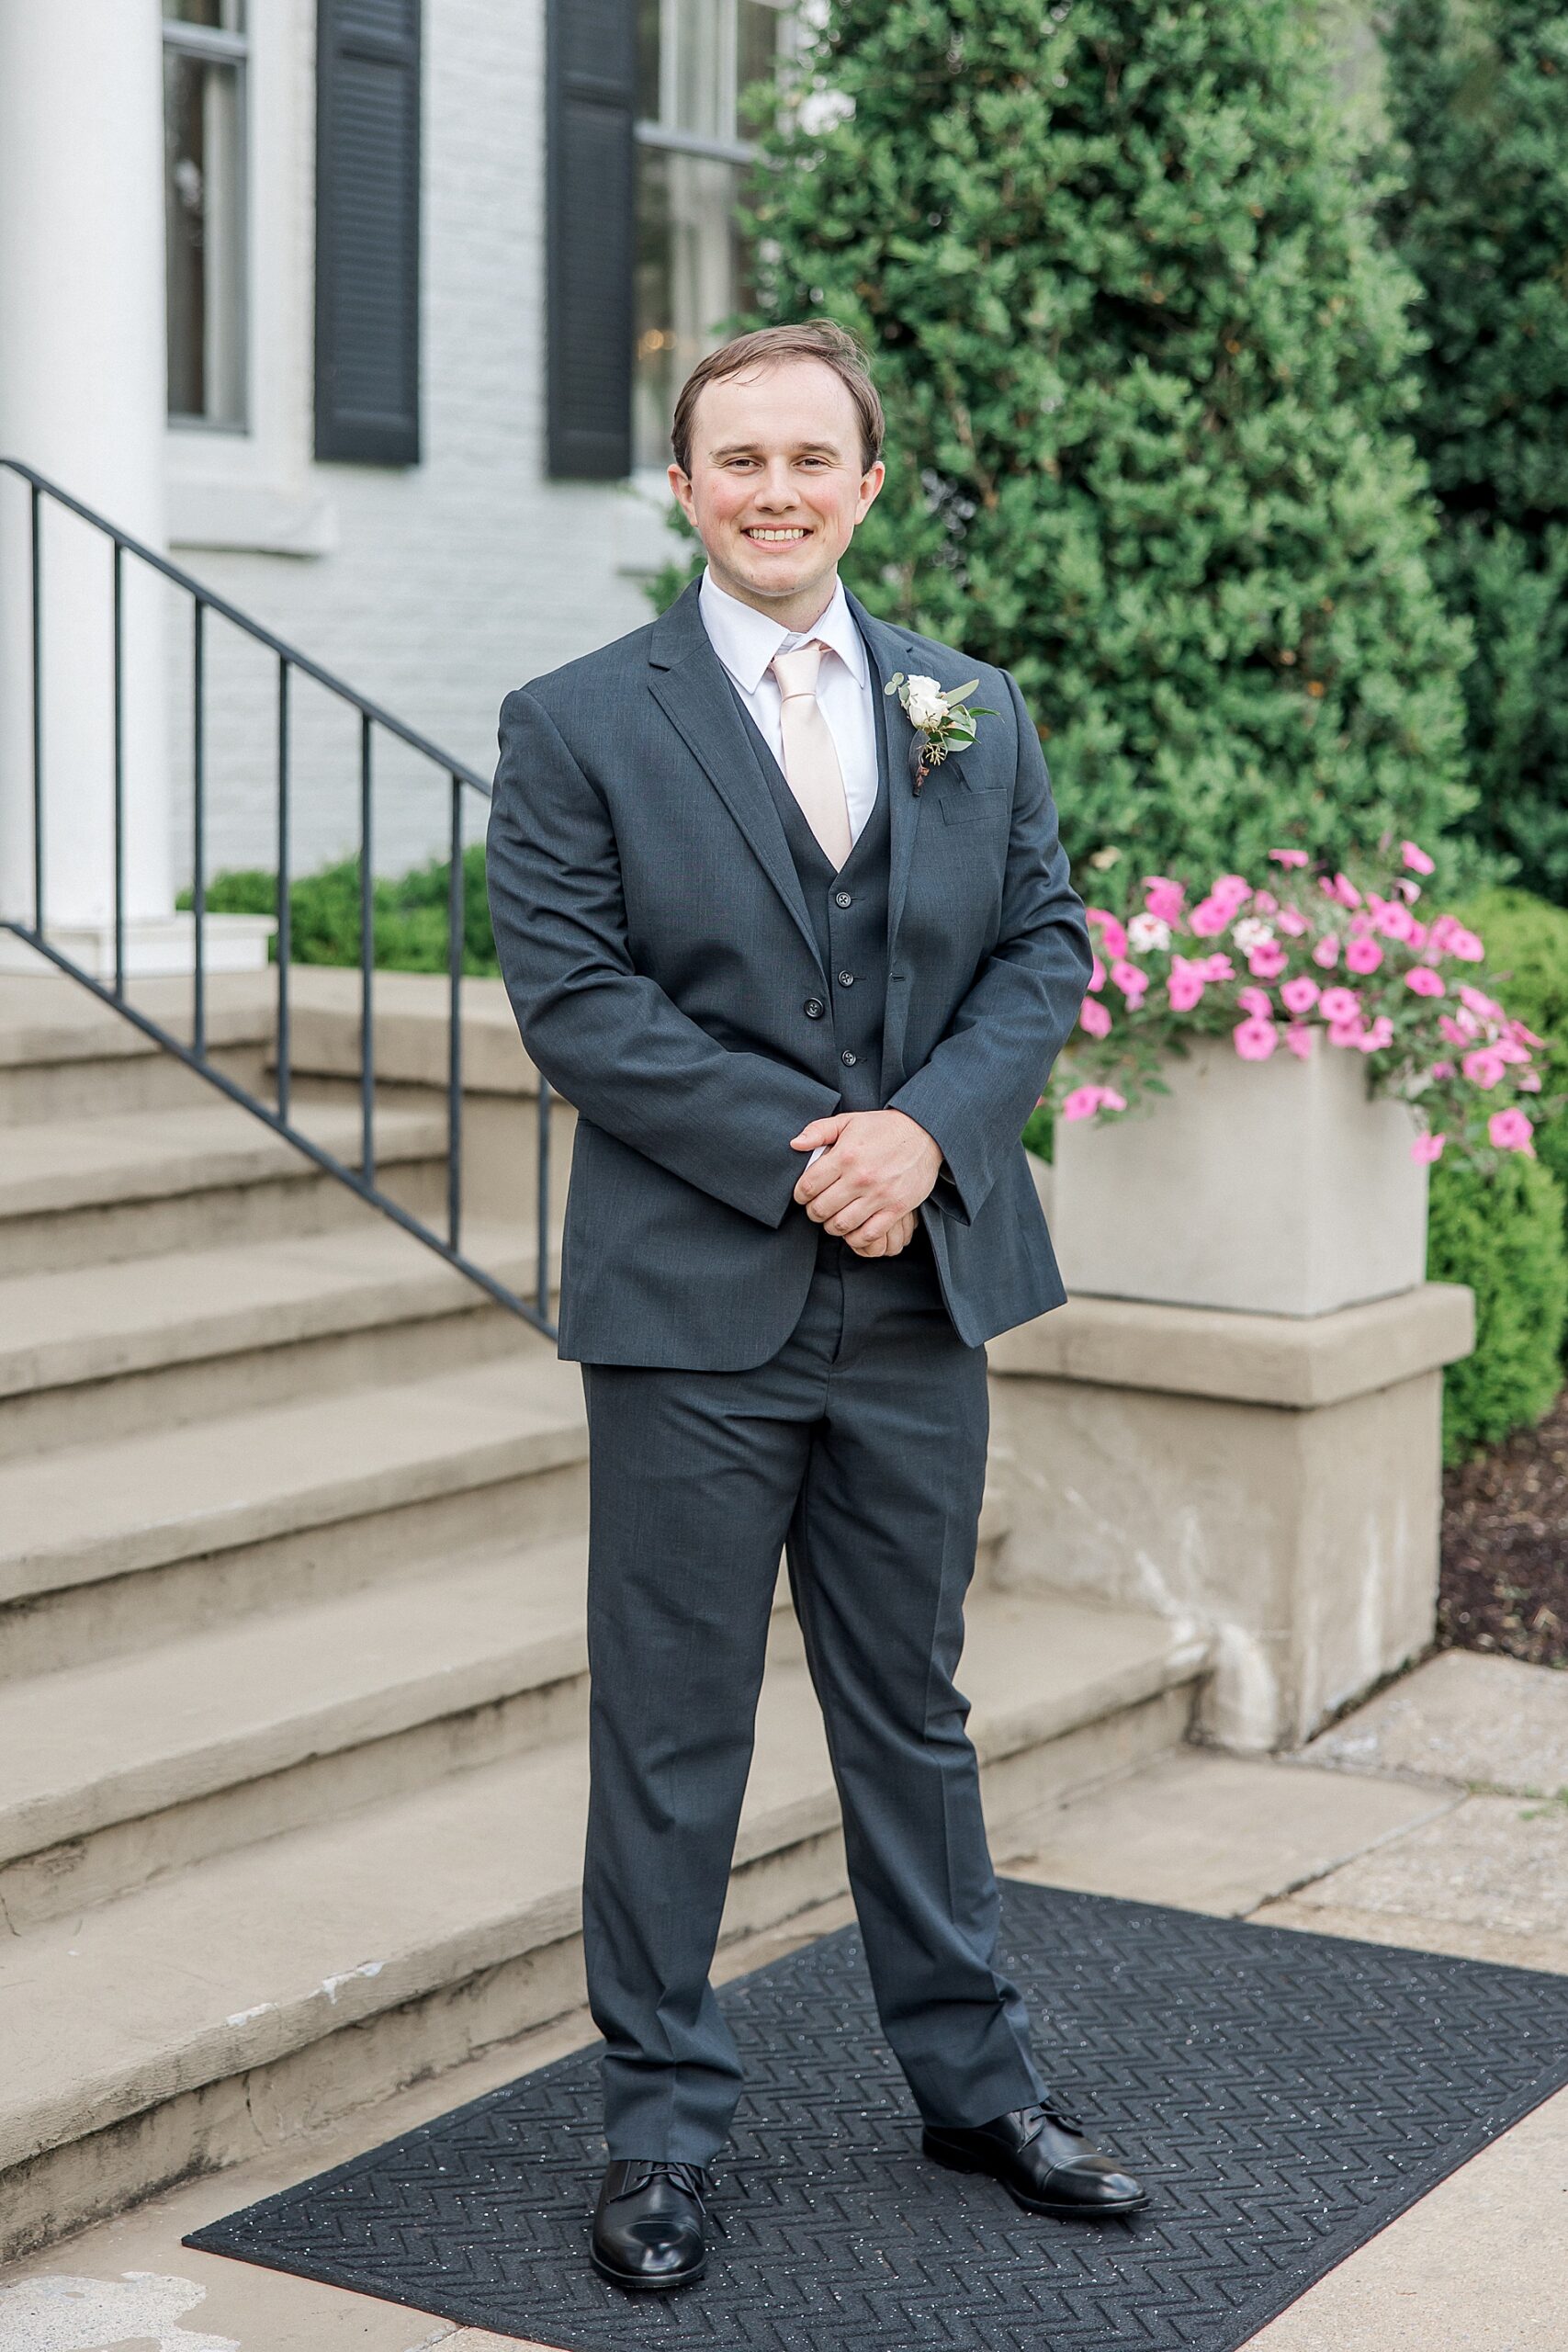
[0,967,1211,2263]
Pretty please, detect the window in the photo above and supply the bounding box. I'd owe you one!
[164,0,249,430]
[633,0,790,473]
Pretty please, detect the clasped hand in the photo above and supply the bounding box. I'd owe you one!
[788,1108,942,1258]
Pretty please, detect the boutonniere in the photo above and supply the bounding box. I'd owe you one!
[884,672,998,793]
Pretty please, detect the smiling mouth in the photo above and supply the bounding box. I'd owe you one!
[742,526,810,544]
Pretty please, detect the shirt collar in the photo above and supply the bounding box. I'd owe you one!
[698,566,868,696]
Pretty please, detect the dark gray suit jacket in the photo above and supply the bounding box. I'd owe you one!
[485,575,1092,1369]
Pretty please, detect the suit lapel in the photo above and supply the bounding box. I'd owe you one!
[648,580,826,980]
[842,586,927,965]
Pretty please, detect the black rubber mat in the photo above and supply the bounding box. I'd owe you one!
[186,1880,1568,2350]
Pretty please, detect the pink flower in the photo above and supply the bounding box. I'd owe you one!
[1088,910,1129,958]
[1237,986,1274,1018]
[1327,1016,1366,1048]
[1088,955,1107,994]
[1280,975,1320,1016]
[1332,872,1362,909]
[1189,897,1232,937]
[1439,1010,1478,1046]
[1312,935,1341,968]
[1428,915,1485,963]
[1404,966,1446,999]
[1079,996,1113,1040]
[1519,1071,1543,1092]
[1269,847,1311,868]
[1211,873,1252,910]
[1110,958,1147,1003]
[1431,1061,1454,1080]
[1357,1015,1394,1054]
[1411,1132,1446,1164]
[1198,954,1235,983]
[1276,906,1309,937]
[1459,984,1505,1023]
[1345,937,1384,976]
[1168,959,1206,1012]
[1318,987,1361,1024]
[1461,1046,1506,1088]
[1510,1019,1547,1050]
[1061,1083,1127,1123]
[1145,876,1187,925]
[1233,1015,1278,1061]
[1283,1023,1314,1059]
[1371,899,1416,943]
[1254,890,1279,915]
[1489,1108,1535,1155]
[1247,940,1289,979]
[1402,841,1436,875]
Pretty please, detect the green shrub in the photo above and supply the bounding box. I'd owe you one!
[1450,887,1568,1267]
[182,845,500,978]
[1427,1153,1567,1463]
[721,0,1473,881]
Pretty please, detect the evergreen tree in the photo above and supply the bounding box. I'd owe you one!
[1380,0,1568,904]
[730,0,1472,879]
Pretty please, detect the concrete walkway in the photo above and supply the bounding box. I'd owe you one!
[1,1646,1562,2351]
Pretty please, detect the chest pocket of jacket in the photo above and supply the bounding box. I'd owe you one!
[939,785,1010,826]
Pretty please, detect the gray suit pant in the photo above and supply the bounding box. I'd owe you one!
[578,1222,1046,2163]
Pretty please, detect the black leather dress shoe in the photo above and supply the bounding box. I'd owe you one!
[922,2098,1148,2219]
[590,2157,711,2290]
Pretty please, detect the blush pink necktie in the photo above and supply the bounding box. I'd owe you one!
[769,640,853,870]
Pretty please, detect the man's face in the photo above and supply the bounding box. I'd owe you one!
[669,357,885,620]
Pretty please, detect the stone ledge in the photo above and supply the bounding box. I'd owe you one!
[287,967,542,1096]
[987,1280,1474,1409]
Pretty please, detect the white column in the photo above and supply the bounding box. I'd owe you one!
[0,0,175,955]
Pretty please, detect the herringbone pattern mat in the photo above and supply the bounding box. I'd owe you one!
[186,1882,1568,2349]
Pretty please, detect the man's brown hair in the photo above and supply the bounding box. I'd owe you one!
[670,321,886,480]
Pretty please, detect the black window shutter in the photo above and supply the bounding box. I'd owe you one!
[547,0,636,479]
[315,0,422,465]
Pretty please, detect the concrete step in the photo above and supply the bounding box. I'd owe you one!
[0,1098,452,1275]
[0,1216,558,1460]
[0,970,274,1123]
[0,1584,1207,2262]
[0,1351,591,1680]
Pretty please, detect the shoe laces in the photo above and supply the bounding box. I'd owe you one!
[1021,2094,1086,2140]
[623,2158,712,2203]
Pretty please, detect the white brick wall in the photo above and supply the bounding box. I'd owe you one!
[165,0,675,889]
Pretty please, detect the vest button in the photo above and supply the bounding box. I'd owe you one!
[837,970,854,987]
[803,998,825,1019]
[834,890,852,908]
[840,1048,857,1066]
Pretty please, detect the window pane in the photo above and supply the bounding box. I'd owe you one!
[164,50,247,425]
[671,0,728,140]
[164,0,246,28]
[635,146,742,470]
[737,0,781,115]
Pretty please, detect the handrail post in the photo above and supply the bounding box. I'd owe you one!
[112,539,126,999]
[29,481,42,933]
[359,712,375,1185]
[191,598,206,1056]
[276,656,291,1122]
[447,773,463,1252]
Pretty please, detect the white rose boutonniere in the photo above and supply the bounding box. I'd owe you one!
[884,671,998,794]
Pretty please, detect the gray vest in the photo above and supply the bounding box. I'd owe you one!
[724,634,893,1114]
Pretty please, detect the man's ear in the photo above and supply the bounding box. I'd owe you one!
[668,463,696,526]
[855,459,886,522]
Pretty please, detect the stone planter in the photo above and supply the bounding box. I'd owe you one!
[1049,1035,1430,1318]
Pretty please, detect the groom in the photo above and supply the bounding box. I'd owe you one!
[486,321,1145,2290]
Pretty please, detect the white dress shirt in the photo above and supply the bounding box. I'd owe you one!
[697,567,879,842]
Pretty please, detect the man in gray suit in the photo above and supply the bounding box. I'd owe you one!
[486,321,1145,2291]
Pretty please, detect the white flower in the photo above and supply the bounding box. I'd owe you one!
[903,674,949,730]
[1127,912,1171,954]
[1232,917,1275,953]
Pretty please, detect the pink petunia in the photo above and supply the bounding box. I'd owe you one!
[1248,941,1289,980]
[1237,986,1274,1018]
[1402,841,1436,876]
[1269,847,1311,868]
[1327,1016,1366,1048]
[1519,1071,1543,1092]
[1199,954,1236,983]
[1312,934,1341,968]
[1280,975,1320,1016]
[1189,898,1232,937]
[1439,1010,1479,1046]
[1461,1046,1506,1088]
[1211,873,1252,910]
[1283,1023,1315,1059]
[1459,984,1505,1023]
[1254,890,1279,915]
[1079,996,1113,1040]
[1404,966,1446,999]
[1145,876,1187,926]
[1088,910,1129,958]
[1061,1083,1128,1123]
[1276,906,1310,938]
[1431,1061,1454,1080]
[1233,1015,1278,1061]
[1168,958,1206,1012]
[1357,1015,1395,1054]
[1489,1108,1535,1155]
[1332,873,1363,910]
[1318,987,1361,1024]
[1110,958,1148,1003]
[1411,1132,1446,1164]
[1088,955,1107,994]
[1345,937,1384,976]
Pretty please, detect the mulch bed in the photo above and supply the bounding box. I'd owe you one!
[1440,1386,1568,1668]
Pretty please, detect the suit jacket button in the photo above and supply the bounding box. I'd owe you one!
[840,1048,857,1065]
[804,997,825,1019]
[837,970,854,986]
[834,890,852,907]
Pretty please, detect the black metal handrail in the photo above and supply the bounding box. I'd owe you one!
[0,457,556,1336]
